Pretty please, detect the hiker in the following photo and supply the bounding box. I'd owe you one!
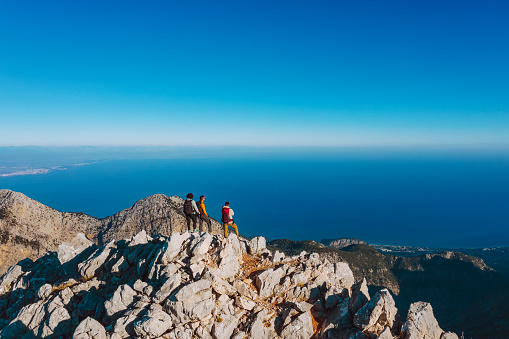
[198,195,212,233]
[221,202,239,238]
[183,193,200,232]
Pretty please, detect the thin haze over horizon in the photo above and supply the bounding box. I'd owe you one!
[1,1,508,147]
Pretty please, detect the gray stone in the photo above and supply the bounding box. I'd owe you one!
[255,267,285,299]
[353,289,398,336]
[160,232,191,264]
[78,241,115,279]
[0,264,24,295]
[37,284,53,300]
[248,309,277,339]
[104,284,137,317]
[212,277,237,296]
[133,307,172,338]
[191,232,213,257]
[272,250,285,263]
[153,272,181,303]
[350,278,370,314]
[401,302,447,339]
[174,279,211,301]
[58,233,93,265]
[73,317,107,339]
[249,237,266,254]
[334,262,355,291]
[321,297,351,336]
[280,311,314,339]
[133,279,148,293]
[112,307,147,338]
[128,229,151,246]
[44,306,72,337]
[212,312,240,339]
[235,296,256,311]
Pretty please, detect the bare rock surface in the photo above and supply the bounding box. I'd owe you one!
[0,193,460,338]
[0,190,223,274]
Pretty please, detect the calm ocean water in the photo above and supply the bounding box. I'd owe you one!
[1,151,508,248]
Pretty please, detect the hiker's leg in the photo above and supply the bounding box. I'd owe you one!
[185,215,191,232]
[206,217,212,232]
[223,223,228,238]
[202,215,211,233]
[192,215,198,231]
[232,223,239,237]
[199,217,204,233]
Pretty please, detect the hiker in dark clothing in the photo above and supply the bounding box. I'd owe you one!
[198,195,212,233]
[183,193,200,232]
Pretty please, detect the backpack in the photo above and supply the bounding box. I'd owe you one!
[184,200,194,215]
[222,207,232,223]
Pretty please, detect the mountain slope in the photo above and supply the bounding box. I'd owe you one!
[0,190,222,274]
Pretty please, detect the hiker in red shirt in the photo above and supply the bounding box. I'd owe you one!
[221,202,239,238]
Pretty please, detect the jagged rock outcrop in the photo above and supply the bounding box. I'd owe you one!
[0,190,223,274]
[0,231,457,339]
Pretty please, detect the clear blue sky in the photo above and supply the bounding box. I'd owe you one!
[1,0,508,147]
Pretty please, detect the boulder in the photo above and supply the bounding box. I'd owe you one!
[349,278,370,314]
[73,317,107,339]
[133,307,172,338]
[78,241,115,279]
[321,297,351,337]
[353,289,398,336]
[58,233,93,265]
[401,302,450,339]
[128,229,151,247]
[160,233,190,264]
[280,311,314,339]
[153,272,181,304]
[249,237,266,254]
[255,267,285,299]
[0,264,24,295]
[104,284,137,318]
[334,262,355,291]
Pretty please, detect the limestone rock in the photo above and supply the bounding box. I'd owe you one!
[104,284,137,318]
[78,241,115,279]
[353,289,398,336]
[73,317,107,339]
[129,229,151,247]
[249,236,266,254]
[58,233,94,264]
[255,267,285,299]
[401,302,450,339]
[321,297,351,337]
[153,272,181,303]
[280,311,314,339]
[133,307,172,338]
[0,264,24,295]
[350,278,370,314]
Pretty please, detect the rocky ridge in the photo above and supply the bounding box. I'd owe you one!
[0,231,458,339]
[0,190,223,274]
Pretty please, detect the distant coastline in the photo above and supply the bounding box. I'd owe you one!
[0,163,93,177]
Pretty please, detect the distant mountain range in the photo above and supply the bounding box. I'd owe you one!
[1,189,508,338]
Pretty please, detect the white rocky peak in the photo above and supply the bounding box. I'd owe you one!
[0,230,458,339]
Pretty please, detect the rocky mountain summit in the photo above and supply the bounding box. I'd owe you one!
[0,190,223,274]
[0,230,458,339]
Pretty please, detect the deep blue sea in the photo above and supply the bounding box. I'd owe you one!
[1,148,508,248]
